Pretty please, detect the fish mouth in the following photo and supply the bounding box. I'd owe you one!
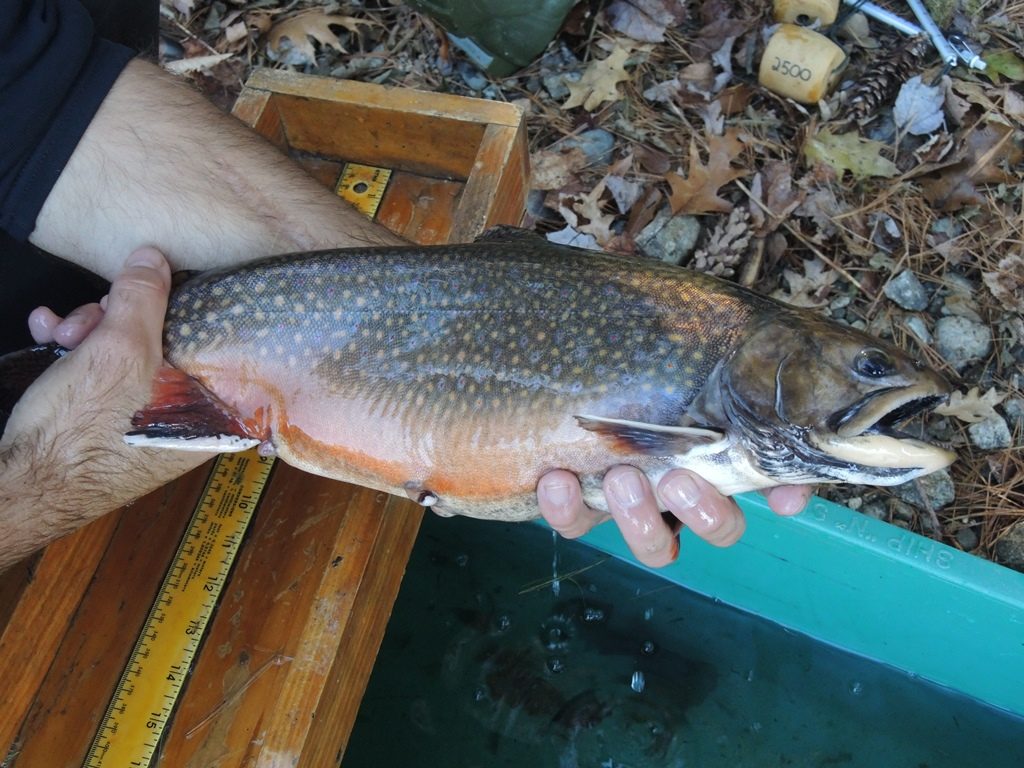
[812,383,955,472]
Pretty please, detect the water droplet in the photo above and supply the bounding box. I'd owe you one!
[473,686,487,702]
[641,640,657,656]
[455,553,469,567]
[849,681,864,696]
[539,615,573,651]
[546,656,565,674]
[643,607,654,621]
[495,614,511,632]
[630,670,646,693]
[750,721,762,733]
[583,607,605,623]
[746,669,755,683]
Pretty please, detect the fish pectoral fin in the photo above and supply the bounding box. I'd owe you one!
[575,415,724,455]
[124,365,260,452]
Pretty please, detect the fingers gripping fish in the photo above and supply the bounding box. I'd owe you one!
[125,228,954,521]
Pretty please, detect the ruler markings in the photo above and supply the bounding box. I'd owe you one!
[82,163,389,768]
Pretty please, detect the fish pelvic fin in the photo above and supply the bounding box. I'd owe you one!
[124,366,260,452]
[575,415,724,456]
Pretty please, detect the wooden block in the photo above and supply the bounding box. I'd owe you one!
[0,71,526,768]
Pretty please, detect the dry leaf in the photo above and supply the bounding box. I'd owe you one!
[546,225,601,250]
[664,129,747,215]
[166,0,195,15]
[919,122,1023,211]
[566,178,617,245]
[163,52,234,75]
[894,76,945,136]
[804,130,898,180]
[771,259,838,307]
[935,387,1008,423]
[606,175,643,214]
[267,11,371,66]
[983,254,1024,313]
[529,147,589,191]
[606,0,686,43]
[563,41,634,111]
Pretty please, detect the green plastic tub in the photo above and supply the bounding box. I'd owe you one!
[576,493,1024,716]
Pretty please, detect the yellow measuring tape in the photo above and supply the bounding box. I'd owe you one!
[335,162,392,219]
[83,162,390,768]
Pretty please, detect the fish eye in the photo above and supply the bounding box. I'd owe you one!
[854,348,895,378]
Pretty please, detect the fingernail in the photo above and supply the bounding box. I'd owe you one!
[607,470,647,509]
[541,482,572,508]
[663,474,700,508]
[126,248,162,269]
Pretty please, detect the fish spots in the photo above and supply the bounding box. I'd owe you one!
[274,296,285,308]
[180,324,192,337]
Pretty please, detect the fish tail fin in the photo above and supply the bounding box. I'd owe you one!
[125,366,261,452]
[0,343,68,435]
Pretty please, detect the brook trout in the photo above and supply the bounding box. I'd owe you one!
[126,228,954,520]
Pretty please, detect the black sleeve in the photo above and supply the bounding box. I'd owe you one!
[0,0,134,241]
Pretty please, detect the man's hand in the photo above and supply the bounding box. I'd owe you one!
[537,469,812,567]
[0,247,215,570]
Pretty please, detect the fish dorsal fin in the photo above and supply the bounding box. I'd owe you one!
[124,365,260,452]
[575,415,725,455]
[473,226,546,245]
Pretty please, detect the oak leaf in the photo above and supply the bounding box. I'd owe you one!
[664,130,747,215]
[771,259,837,308]
[267,11,372,66]
[982,254,1024,313]
[563,42,635,111]
[804,130,898,180]
[606,0,686,43]
[935,387,1008,423]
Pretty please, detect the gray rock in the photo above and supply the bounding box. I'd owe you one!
[968,416,1012,450]
[543,72,573,100]
[1004,397,1024,431]
[955,526,980,551]
[860,500,888,520]
[935,316,992,369]
[903,315,932,343]
[636,209,701,265]
[893,468,955,510]
[560,128,616,166]
[456,61,488,91]
[884,270,930,310]
[995,520,1024,572]
[890,499,917,522]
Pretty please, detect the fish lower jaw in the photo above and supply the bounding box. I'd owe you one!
[810,432,955,478]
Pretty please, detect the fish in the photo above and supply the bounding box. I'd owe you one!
[123,227,954,520]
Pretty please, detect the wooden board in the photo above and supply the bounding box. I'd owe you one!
[0,70,526,768]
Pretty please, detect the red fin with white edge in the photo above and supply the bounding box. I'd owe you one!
[125,366,261,452]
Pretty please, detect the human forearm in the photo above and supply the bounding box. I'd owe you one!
[31,58,403,280]
[0,248,211,569]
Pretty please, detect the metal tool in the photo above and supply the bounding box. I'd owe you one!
[947,34,987,70]
[842,0,986,70]
[843,0,923,37]
[903,0,958,67]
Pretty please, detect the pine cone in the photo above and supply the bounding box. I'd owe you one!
[840,36,929,124]
[692,208,750,278]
